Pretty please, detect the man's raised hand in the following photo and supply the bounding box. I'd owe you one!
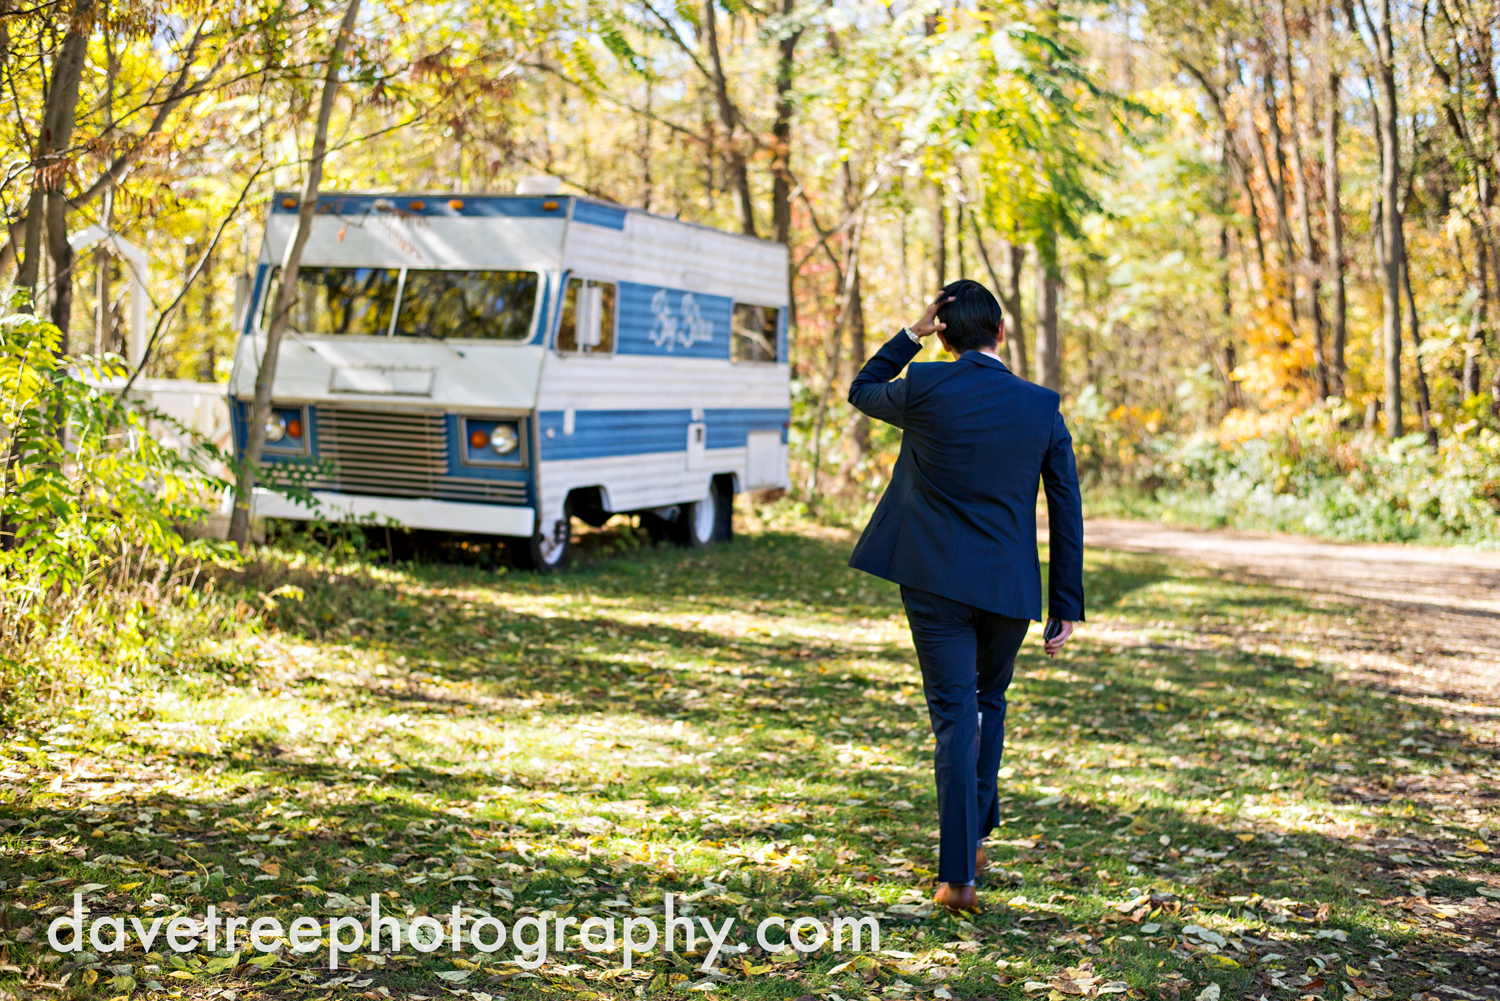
[909,294,955,339]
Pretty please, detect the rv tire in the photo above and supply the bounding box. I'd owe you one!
[673,490,717,548]
[710,476,733,542]
[510,505,572,572]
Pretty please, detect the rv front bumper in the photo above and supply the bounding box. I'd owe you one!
[252,489,536,537]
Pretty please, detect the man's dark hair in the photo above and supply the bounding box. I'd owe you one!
[935,279,1003,353]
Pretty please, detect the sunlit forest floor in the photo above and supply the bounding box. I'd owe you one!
[2,517,1499,1001]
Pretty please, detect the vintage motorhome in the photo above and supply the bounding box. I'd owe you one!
[228,188,791,569]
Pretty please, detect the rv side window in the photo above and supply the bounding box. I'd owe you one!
[555,278,617,354]
[265,266,401,335]
[397,270,538,341]
[732,303,781,363]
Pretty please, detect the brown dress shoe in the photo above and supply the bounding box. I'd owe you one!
[976,845,988,874]
[933,882,980,914]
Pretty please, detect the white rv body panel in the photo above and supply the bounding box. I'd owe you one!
[560,210,787,306]
[253,488,536,536]
[229,335,546,413]
[260,211,566,272]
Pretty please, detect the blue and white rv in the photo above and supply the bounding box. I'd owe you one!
[228,187,791,570]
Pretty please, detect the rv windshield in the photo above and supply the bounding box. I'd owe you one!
[265,266,538,340]
[396,270,538,341]
[277,267,401,335]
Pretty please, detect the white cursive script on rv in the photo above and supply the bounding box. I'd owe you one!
[649,290,714,352]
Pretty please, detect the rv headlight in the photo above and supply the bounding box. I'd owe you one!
[264,416,286,442]
[490,424,520,455]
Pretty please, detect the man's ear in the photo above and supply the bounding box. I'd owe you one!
[996,321,1006,346]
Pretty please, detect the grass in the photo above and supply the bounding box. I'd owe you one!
[1,511,1497,1001]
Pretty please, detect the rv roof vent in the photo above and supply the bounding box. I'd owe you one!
[516,175,562,195]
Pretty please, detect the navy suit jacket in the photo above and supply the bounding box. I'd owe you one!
[847,333,1085,622]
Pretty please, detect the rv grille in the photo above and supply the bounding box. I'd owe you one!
[313,407,527,505]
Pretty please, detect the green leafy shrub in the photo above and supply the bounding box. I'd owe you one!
[0,306,252,704]
[1070,389,1500,545]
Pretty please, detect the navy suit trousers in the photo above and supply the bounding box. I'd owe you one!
[901,585,1030,885]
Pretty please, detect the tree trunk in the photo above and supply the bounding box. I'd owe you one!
[1034,230,1061,391]
[970,211,1027,376]
[932,182,946,291]
[15,192,44,303]
[807,216,860,510]
[640,81,654,211]
[14,0,95,314]
[846,271,868,461]
[1003,241,1028,377]
[228,0,362,549]
[1465,236,1487,398]
[45,192,77,354]
[1323,12,1348,397]
[1216,106,1241,412]
[1403,254,1437,448]
[1220,223,1241,411]
[955,201,966,280]
[842,159,868,465]
[771,0,800,332]
[1252,40,1296,279]
[199,240,216,381]
[1279,0,1327,397]
[1374,0,1404,438]
[702,0,755,237]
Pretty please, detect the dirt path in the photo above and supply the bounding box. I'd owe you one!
[1077,518,1500,705]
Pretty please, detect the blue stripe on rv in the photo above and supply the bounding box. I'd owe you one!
[537,408,790,461]
[573,202,627,230]
[703,408,790,447]
[616,282,733,359]
[537,409,692,461]
[533,272,555,346]
[269,193,570,219]
[246,264,270,335]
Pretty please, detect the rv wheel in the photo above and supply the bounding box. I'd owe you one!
[510,506,572,572]
[673,490,717,548]
[711,477,734,542]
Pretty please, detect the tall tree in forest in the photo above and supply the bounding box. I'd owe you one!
[971,213,1028,377]
[38,0,98,344]
[701,0,756,236]
[1419,0,1494,405]
[1323,2,1348,396]
[1174,30,1264,408]
[771,0,803,317]
[1277,0,1327,397]
[228,0,363,548]
[1246,30,1295,295]
[1362,0,1406,437]
[14,0,96,326]
[1035,230,1062,390]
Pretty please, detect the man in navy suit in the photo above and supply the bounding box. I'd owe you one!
[847,279,1085,914]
